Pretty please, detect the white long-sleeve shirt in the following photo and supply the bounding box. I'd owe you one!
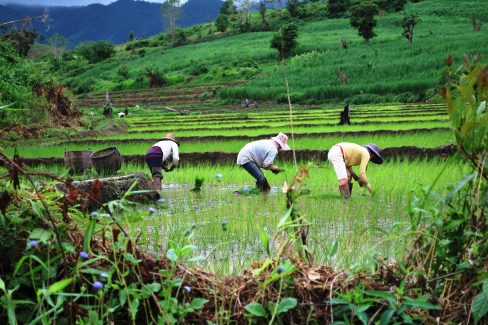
[236,140,278,168]
[152,140,179,163]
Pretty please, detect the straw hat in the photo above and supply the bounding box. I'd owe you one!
[271,132,290,150]
[363,144,383,164]
[160,133,180,146]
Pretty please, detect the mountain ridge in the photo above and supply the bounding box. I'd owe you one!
[0,0,222,46]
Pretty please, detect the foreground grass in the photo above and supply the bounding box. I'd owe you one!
[28,158,467,275]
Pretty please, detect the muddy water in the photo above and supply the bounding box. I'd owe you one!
[130,183,408,274]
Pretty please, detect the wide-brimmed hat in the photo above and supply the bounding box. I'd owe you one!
[271,133,290,150]
[160,133,180,146]
[363,144,383,164]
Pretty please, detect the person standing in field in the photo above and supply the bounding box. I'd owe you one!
[327,142,383,198]
[145,133,180,191]
[236,133,290,192]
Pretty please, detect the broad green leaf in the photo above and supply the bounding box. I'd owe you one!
[403,298,440,310]
[328,298,349,305]
[83,218,96,252]
[472,291,488,323]
[245,303,267,317]
[190,298,209,310]
[364,290,396,301]
[483,279,488,294]
[81,268,109,275]
[187,255,205,263]
[180,245,197,257]
[48,278,73,294]
[379,308,395,325]
[277,206,293,230]
[146,282,161,292]
[460,121,476,137]
[477,101,486,115]
[119,289,127,306]
[166,248,178,262]
[446,173,475,204]
[130,299,140,320]
[276,297,297,315]
[357,310,369,325]
[30,228,52,243]
[0,277,5,292]
[259,229,270,257]
[89,310,98,323]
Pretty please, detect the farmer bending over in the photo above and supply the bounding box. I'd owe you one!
[145,133,180,191]
[327,143,383,199]
[237,133,290,192]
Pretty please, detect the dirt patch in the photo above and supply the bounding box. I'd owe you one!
[32,84,80,125]
[21,144,458,167]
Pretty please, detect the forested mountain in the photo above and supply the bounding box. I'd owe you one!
[0,0,222,45]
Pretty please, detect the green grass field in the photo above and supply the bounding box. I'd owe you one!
[60,0,488,104]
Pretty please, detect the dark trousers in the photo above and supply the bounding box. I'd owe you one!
[241,162,270,191]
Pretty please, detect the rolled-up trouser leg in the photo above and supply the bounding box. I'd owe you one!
[241,162,270,192]
[339,183,351,199]
[150,166,163,190]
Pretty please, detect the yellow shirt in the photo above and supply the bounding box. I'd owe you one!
[336,142,370,183]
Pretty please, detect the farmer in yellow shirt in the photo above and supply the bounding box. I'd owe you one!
[327,143,383,198]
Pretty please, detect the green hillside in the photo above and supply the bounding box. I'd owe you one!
[58,0,488,104]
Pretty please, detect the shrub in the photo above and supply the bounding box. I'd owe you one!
[144,67,167,88]
[270,23,299,59]
[75,40,115,64]
[117,65,130,79]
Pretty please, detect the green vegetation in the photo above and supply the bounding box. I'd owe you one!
[0,40,48,129]
[47,0,488,104]
[0,0,486,323]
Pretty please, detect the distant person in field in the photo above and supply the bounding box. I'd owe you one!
[338,103,351,125]
[236,133,290,192]
[327,143,383,199]
[245,98,250,108]
[145,133,180,191]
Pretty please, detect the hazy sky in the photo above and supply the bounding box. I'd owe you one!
[0,0,188,6]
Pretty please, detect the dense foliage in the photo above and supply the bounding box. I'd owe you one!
[350,1,379,44]
[49,0,488,104]
[0,40,47,130]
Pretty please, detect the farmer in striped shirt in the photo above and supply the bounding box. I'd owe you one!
[145,133,180,191]
[327,142,383,198]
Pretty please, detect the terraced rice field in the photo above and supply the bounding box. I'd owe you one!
[3,102,460,274]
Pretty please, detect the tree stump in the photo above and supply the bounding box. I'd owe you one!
[56,173,159,208]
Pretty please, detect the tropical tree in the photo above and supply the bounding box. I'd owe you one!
[0,28,40,57]
[162,0,181,42]
[48,33,68,67]
[259,1,270,30]
[270,23,298,59]
[220,0,238,16]
[328,0,349,18]
[400,14,418,44]
[287,0,305,18]
[215,14,229,32]
[235,0,252,32]
[76,40,115,64]
[350,1,379,44]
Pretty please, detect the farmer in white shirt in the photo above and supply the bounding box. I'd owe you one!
[236,133,290,192]
[145,133,180,190]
